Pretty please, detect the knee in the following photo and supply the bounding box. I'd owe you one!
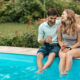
[37,53,43,60]
[50,52,56,57]
[60,54,66,59]
[66,53,72,58]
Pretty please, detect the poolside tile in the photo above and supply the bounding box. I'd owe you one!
[0,46,80,59]
[0,46,38,55]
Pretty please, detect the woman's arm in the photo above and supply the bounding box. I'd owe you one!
[58,24,64,47]
[58,25,68,52]
[71,24,80,49]
[77,24,80,32]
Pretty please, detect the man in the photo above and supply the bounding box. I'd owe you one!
[36,8,61,73]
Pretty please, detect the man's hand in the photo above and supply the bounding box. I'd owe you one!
[45,36,52,44]
[39,39,46,44]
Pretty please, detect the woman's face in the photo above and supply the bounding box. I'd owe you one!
[61,11,67,21]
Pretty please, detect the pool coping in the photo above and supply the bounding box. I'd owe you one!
[0,46,80,59]
[0,46,38,56]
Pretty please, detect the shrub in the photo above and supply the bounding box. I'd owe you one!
[0,24,40,48]
[0,0,80,23]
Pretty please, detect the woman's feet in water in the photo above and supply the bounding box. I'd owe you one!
[60,71,67,75]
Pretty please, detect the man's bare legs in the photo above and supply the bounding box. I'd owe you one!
[36,52,56,73]
[43,53,55,70]
[36,53,44,73]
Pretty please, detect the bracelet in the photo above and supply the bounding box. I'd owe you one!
[44,39,46,43]
[68,47,72,50]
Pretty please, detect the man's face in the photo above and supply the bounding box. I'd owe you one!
[48,15,57,25]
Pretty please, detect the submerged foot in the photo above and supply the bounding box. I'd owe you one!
[60,71,67,75]
[36,69,43,74]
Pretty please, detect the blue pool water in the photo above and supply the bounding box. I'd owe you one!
[0,52,80,80]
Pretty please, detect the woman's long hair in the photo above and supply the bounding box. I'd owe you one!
[60,9,77,35]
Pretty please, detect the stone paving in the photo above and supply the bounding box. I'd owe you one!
[0,46,38,56]
[0,46,80,59]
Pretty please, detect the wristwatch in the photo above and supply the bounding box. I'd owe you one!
[68,47,72,50]
[44,39,47,43]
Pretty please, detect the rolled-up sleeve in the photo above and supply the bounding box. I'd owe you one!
[38,24,44,43]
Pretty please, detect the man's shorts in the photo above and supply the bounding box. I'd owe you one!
[37,43,60,57]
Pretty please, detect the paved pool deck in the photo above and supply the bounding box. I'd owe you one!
[0,46,80,59]
[0,46,38,56]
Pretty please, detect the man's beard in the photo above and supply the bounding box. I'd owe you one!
[48,21,55,25]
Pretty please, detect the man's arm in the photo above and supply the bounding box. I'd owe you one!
[39,39,46,44]
[38,24,45,44]
[38,24,52,44]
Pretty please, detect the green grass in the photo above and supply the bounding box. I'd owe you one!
[1,19,79,37]
[0,23,39,37]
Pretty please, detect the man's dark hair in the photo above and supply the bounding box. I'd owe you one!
[47,8,58,16]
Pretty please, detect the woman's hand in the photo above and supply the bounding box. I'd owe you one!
[62,48,70,53]
[61,44,66,51]
[61,45,70,53]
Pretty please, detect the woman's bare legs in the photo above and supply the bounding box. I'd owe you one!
[65,49,80,71]
[59,51,67,75]
[59,48,80,75]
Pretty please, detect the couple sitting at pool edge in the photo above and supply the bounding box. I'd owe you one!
[36,8,80,75]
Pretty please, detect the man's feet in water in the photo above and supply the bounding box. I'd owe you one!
[36,69,43,74]
[60,71,67,75]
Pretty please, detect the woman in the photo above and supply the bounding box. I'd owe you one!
[58,9,80,75]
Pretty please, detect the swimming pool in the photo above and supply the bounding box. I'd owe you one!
[0,52,80,80]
